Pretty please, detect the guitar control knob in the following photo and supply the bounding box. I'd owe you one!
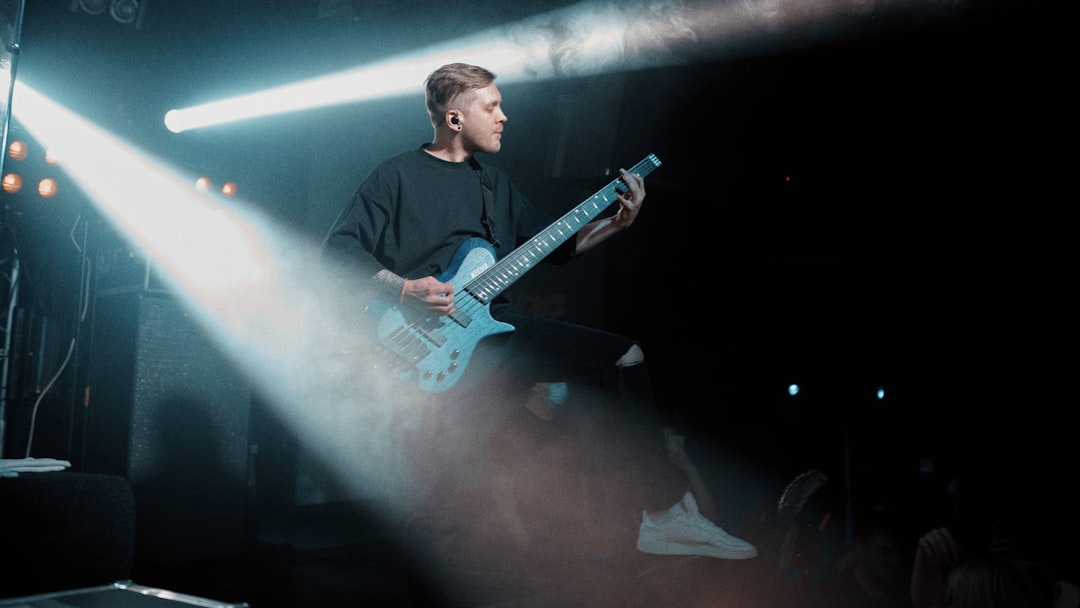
[423,371,432,380]
[448,363,457,373]
[450,349,461,360]
[436,372,446,382]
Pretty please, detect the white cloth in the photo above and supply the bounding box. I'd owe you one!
[0,457,72,478]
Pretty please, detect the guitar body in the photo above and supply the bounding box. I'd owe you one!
[368,237,514,393]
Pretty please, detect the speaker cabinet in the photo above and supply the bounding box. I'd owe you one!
[81,292,252,566]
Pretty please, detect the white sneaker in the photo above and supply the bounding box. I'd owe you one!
[636,492,758,560]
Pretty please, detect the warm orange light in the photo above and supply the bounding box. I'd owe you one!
[195,176,211,191]
[44,149,60,165]
[38,177,58,198]
[7,140,28,161]
[221,181,237,196]
[2,173,22,193]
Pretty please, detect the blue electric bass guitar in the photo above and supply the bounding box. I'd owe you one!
[366,153,662,393]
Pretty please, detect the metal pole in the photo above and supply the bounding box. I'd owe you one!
[0,256,17,457]
[0,0,27,457]
[1,0,27,177]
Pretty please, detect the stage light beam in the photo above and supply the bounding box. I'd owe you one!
[12,80,424,515]
[163,0,965,133]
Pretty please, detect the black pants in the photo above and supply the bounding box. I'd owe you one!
[444,303,684,511]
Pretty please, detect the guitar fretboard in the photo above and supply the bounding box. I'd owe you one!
[464,154,662,303]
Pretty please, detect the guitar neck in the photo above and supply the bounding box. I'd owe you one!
[464,153,662,304]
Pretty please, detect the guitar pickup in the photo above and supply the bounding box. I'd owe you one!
[413,319,448,348]
[390,329,432,361]
[447,309,471,329]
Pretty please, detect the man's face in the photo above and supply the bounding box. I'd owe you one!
[458,83,507,155]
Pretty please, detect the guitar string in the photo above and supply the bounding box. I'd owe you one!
[402,155,659,337]
[461,154,659,304]
[396,156,659,362]
[395,155,660,379]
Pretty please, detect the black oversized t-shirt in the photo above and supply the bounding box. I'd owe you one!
[322,146,574,298]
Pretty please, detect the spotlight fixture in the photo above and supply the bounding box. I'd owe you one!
[37,177,58,198]
[75,0,108,16]
[109,0,140,24]
[2,173,22,194]
[7,140,27,161]
[70,0,148,29]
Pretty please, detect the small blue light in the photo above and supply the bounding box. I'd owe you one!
[788,384,800,396]
[876,386,885,400]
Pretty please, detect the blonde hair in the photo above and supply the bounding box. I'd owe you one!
[424,63,496,127]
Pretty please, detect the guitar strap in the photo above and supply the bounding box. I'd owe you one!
[469,157,501,249]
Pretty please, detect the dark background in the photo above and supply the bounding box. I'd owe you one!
[2,0,1075,592]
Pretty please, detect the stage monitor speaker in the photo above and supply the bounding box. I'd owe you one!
[0,581,245,607]
[81,292,252,566]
